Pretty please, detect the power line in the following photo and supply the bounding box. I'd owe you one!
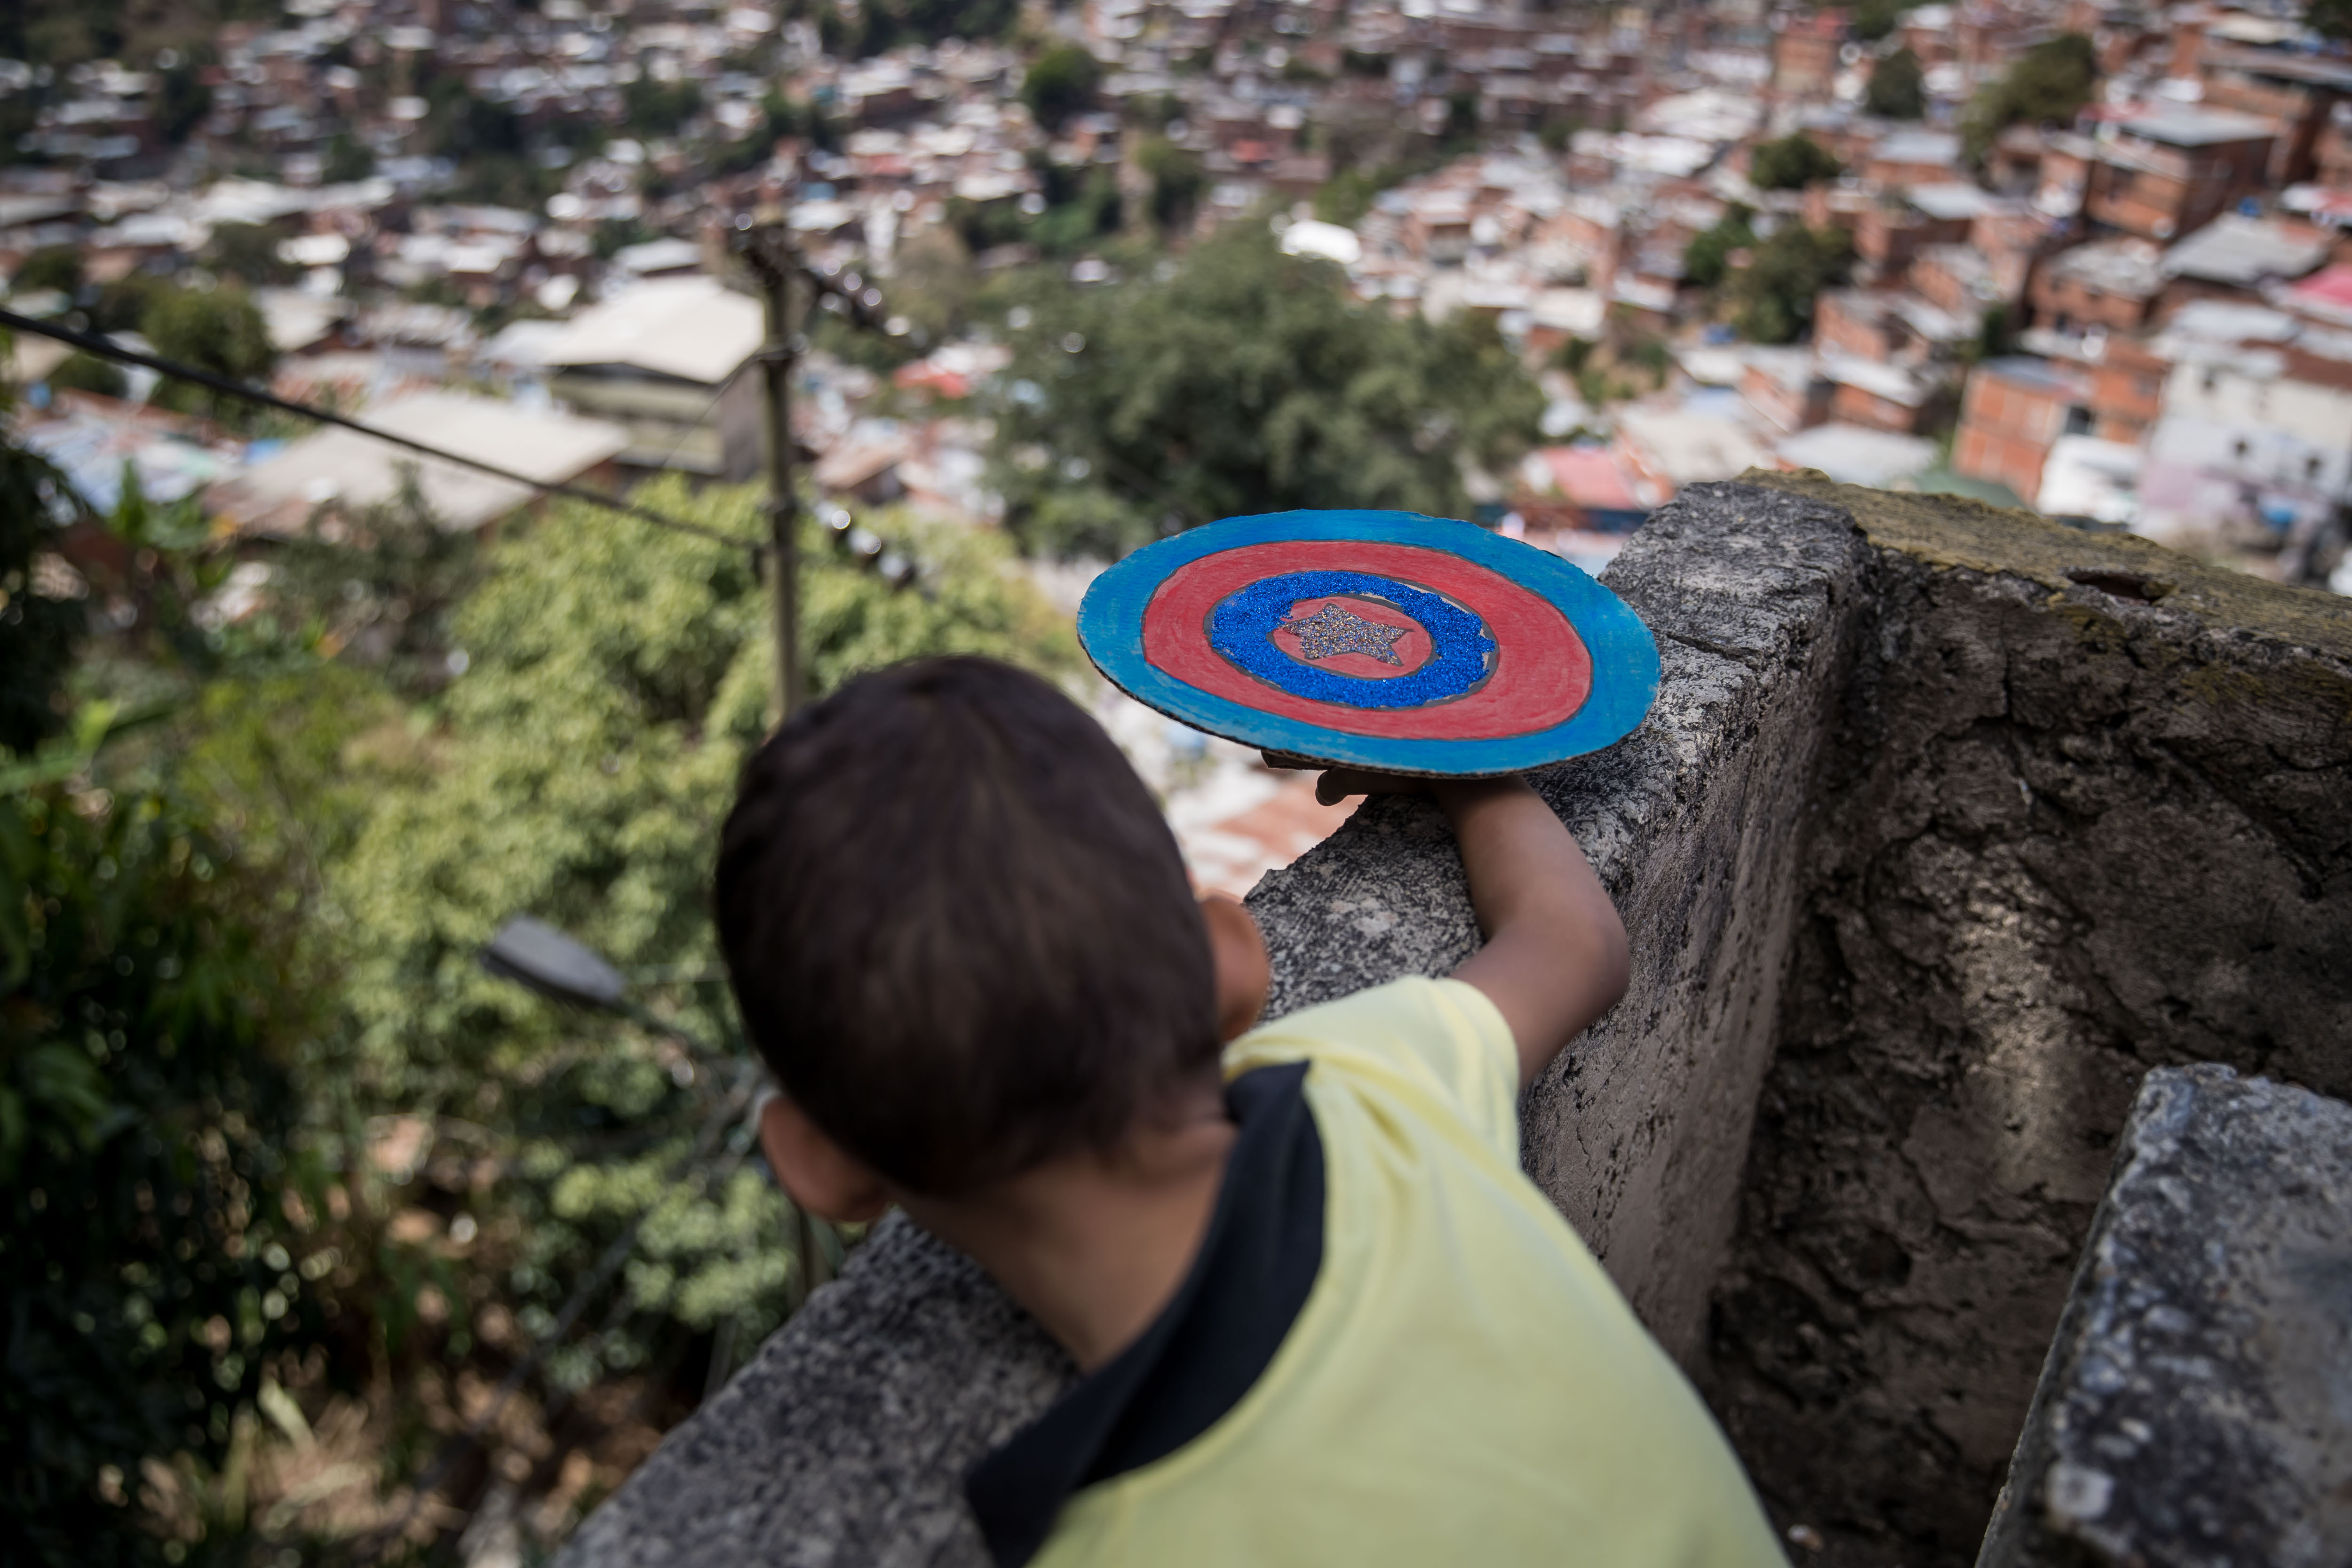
[0,305,760,553]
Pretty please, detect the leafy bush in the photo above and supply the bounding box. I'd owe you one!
[1,767,334,1568]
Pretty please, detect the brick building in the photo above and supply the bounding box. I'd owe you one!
[2156,214,2332,318]
[1953,356,2095,501]
[1913,243,2005,320]
[2196,47,2352,186]
[1822,355,1942,433]
[1814,287,1970,364]
[2029,237,2165,334]
[2085,109,2276,243]
[1772,11,1843,101]
[1741,348,1833,433]
[1856,183,1993,279]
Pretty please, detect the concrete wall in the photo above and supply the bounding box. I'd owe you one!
[1707,476,2352,1567]
[1250,480,1869,1364]
[1978,1066,2352,1568]
[555,478,2352,1568]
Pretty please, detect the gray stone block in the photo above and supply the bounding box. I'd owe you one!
[1978,1065,2352,1568]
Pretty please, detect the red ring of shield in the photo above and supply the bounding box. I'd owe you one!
[1141,540,1593,740]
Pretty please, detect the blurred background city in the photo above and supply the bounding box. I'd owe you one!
[3,0,2349,1559]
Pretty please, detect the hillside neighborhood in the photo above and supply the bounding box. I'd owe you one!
[5,0,2352,598]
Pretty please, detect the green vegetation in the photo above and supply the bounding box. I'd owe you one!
[1865,46,1927,119]
[13,245,85,296]
[0,343,1076,1564]
[1441,88,1482,155]
[986,228,1543,558]
[1731,223,1855,344]
[155,51,214,143]
[1138,136,1208,234]
[46,351,129,398]
[204,221,299,289]
[622,76,707,139]
[2313,0,2352,41]
[1970,301,2017,364]
[1851,0,1903,41]
[810,0,1019,57]
[1748,132,1844,191]
[139,284,277,423]
[321,131,374,183]
[2,0,273,66]
[1020,45,1103,135]
[1961,32,2097,160]
[1314,167,1384,226]
[0,371,84,750]
[1682,205,1756,290]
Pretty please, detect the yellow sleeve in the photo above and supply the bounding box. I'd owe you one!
[1223,976,1521,1158]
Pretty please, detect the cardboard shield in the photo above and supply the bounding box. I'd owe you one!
[1078,510,1659,776]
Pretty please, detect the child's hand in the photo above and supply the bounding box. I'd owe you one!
[1311,767,1629,1086]
[1313,767,1433,805]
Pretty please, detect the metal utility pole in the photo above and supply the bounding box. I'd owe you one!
[735,223,809,718]
[730,217,894,723]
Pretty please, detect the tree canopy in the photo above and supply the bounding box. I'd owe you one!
[139,285,277,422]
[1747,133,1844,191]
[1020,45,1103,135]
[1865,46,1927,119]
[1851,0,1902,41]
[1682,206,1757,291]
[4,448,1075,1563]
[985,229,1543,559]
[1961,33,2097,159]
[1731,223,1855,344]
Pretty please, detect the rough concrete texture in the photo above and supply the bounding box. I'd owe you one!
[558,479,1869,1566]
[1253,479,1871,1361]
[558,478,2352,1568]
[555,1212,1072,1568]
[1977,1065,2352,1568]
[1708,475,2352,1567]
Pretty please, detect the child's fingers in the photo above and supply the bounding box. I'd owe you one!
[1315,768,1427,805]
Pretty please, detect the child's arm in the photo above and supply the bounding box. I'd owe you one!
[1317,771,1630,1088]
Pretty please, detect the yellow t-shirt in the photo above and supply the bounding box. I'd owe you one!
[1027,976,1786,1567]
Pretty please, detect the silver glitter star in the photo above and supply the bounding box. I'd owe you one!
[1279,602,1409,666]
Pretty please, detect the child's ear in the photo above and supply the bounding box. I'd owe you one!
[759,1091,892,1224]
[1200,893,1270,1043]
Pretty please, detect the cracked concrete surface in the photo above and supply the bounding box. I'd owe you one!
[1978,1066,2352,1568]
[1708,476,2352,1567]
[555,478,2352,1568]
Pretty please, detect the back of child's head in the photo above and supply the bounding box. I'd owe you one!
[715,655,1217,1196]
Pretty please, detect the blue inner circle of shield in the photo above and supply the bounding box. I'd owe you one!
[1206,570,1496,711]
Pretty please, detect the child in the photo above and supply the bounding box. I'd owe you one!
[715,655,1784,1567]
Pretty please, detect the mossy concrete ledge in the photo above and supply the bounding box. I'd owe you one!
[556,479,2352,1568]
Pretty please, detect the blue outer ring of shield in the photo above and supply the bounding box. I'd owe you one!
[1077,509,1661,777]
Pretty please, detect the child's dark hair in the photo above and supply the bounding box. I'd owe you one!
[714,656,1218,1195]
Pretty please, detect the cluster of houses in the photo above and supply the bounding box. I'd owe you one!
[2,0,2349,591]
